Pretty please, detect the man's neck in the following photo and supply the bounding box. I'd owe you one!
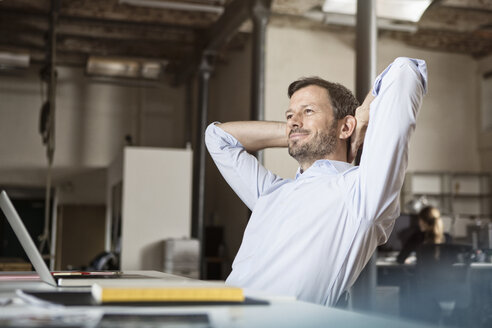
[299,153,348,172]
[296,142,350,172]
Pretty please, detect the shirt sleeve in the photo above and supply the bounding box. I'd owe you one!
[349,57,428,242]
[205,123,284,210]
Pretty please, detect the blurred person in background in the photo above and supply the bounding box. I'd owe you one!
[397,206,452,264]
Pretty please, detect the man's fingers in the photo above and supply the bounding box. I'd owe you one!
[349,139,363,164]
[348,140,358,163]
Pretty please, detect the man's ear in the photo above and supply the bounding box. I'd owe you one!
[338,115,356,140]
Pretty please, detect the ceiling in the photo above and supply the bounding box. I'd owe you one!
[0,0,491,83]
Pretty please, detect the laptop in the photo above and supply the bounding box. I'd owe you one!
[0,190,162,287]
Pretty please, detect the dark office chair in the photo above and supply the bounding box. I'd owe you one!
[335,290,350,309]
[413,243,473,327]
[87,251,119,271]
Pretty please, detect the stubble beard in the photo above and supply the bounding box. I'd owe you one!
[288,122,338,166]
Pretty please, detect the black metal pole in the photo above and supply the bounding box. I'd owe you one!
[351,0,377,312]
[250,0,271,164]
[355,0,377,104]
[192,53,214,279]
[184,79,193,147]
[39,0,59,262]
[47,0,58,164]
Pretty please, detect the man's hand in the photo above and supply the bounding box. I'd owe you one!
[348,92,375,163]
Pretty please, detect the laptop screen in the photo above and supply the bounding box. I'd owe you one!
[0,190,57,286]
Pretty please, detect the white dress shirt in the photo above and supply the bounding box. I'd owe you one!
[205,57,428,306]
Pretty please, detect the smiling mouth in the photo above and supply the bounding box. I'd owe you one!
[289,129,310,140]
[289,133,308,140]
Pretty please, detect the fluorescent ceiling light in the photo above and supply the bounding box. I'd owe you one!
[322,0,432,23]
[0,52,30,69]
[86,56,166,80]
[119,0,224,14]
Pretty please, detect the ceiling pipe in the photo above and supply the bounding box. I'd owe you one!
[119,0,224,14]
[250,0,272,164]
[192,52,215,279]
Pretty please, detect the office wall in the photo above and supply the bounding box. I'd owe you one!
[264,25,355,178]
[379,41,480,173]
[0,66,186,201]
[263,25,482,177]
[478,54,492,176]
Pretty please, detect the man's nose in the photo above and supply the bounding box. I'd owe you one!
[288,113,302,129]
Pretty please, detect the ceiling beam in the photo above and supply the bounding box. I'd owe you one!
[271,0,323,15]
[56,36,194,60]
[203,0,252,52]
[0,31,47,51]
[175,0,273,85]
[56,19,197,44]
[383,28,492,58]
[0,0,219,28]
[59,0,218,28]
[0,0,50,14]
[0,11,200,52]
[0,28,195,58]
[441,0,492,11]
[419,5,492,32]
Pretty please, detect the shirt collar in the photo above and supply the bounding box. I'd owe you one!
[295,160,353,180]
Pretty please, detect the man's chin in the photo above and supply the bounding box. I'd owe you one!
[288,145,305,159]
[289,139,305,149]
[288,144,298,155]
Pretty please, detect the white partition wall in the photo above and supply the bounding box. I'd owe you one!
[108,147,192,270]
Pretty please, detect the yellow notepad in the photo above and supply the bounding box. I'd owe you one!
[91,283,244,303]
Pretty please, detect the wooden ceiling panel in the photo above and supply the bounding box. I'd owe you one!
[419,5,492,32]
[0,0,50,14]
[60,0,219,27]
[383,28,492,58]
[0,13,49,33]
[0,30,46,51]
[57,35,195,60]
[57,18,198,44]
[441,0,492,11]
[0,0,491,80]
[272,0,323,15]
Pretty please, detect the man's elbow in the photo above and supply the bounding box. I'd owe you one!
[390,57,427,94]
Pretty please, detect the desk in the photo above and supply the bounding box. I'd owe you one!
[0,271,434,328]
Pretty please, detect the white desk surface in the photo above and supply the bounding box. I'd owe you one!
[0,271,434,328]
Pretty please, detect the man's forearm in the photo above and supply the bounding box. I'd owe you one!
[216,121,287,152]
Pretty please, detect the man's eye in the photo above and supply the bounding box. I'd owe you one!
[305,109,313,114]
[286,115,293,120]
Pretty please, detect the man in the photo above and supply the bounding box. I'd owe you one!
[205,57,427,306]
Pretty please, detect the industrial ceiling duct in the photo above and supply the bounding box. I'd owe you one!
[0,52,30,70]
[86,56,166,80]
